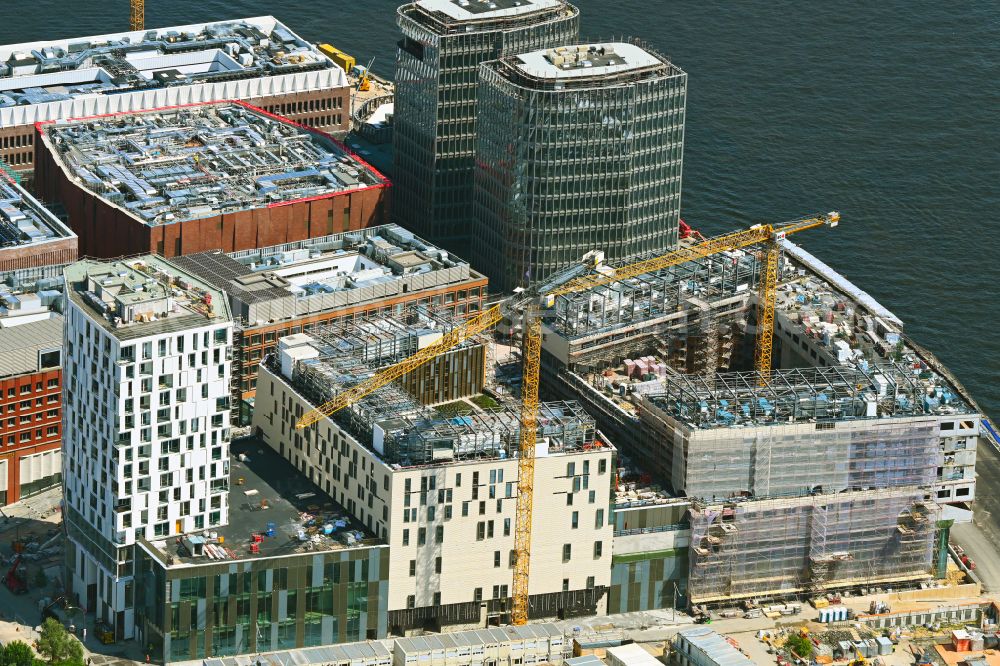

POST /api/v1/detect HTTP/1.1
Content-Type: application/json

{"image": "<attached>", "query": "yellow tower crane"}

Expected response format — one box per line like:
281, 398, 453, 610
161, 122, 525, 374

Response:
295, 211, 840, 624
130, 0, 144, 31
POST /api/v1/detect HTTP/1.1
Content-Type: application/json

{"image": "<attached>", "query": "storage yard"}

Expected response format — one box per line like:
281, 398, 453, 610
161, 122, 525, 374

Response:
34, 101, 389, 258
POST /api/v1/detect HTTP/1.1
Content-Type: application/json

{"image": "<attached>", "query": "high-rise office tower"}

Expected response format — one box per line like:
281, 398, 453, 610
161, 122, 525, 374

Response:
62, 256, 232, 638
473, 42, 687, 292
394, 0, 580, 255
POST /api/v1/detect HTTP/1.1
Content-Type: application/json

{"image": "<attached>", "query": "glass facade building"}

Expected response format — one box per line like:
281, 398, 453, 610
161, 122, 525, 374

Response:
393, 0, 580, 255
472, 42, 687, 292
134, 542, 389, 663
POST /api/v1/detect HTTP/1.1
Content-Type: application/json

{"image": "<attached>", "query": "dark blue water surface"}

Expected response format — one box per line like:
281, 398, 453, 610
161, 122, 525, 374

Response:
5, 1, 998, 416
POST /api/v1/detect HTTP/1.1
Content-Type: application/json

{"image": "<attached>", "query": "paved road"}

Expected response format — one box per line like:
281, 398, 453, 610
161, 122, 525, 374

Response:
951, 435, 1000, 593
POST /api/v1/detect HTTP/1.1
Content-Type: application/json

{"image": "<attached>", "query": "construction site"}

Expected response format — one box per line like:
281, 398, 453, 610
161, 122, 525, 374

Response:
252, 306, 616, 629
34, 101, 389, 258
641, 366, 952, 501
282, 308, 595, 467
687, 488, 939, 604
170, 224, 487, 420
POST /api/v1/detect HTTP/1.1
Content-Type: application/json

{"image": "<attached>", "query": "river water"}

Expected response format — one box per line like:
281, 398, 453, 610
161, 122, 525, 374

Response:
4, 0, 997, 415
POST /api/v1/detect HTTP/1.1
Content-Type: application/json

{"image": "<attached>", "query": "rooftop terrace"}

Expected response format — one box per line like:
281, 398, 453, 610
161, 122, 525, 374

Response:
142, 437, 378, 568
39, 101, 386, 227
0, 173, 75, 251
171, 225, 480, 327
0, 17, 333, 109
64, 255, 231, 339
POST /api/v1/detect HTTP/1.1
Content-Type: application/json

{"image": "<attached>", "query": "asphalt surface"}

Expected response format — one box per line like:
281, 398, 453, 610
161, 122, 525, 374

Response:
951, 438, 1000, 593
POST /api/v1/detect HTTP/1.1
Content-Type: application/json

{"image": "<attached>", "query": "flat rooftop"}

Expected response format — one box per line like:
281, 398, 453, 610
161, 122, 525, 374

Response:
675, 627, 755, 666
171, 224, 481, 327
39, 101, 387, 227
416, 0, 561, 20
0, 173, 75, 251
0, 267, 68, 382
64, 255, 231, 340
495, 41, 683, 89
144, 437, 378, 567
646, 365, 972, 431
517, 42, 664, 78
402, 0, 574, 34
276, 313, 602, 468
0, 315, 62, 379
0, 17, 333, 109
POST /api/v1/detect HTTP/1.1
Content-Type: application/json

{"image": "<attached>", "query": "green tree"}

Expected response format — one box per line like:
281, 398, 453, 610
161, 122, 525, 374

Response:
786, 633, 813, 659
35, 618, 84, 666
0, 640, 37, 666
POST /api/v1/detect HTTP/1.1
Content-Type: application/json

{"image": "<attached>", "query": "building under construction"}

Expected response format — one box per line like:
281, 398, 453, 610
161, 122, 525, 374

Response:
641, 366, 953, 500
253, 310, 616, 630
34, 101, 389, 258
170, 224, 486, 422
534, 237, 984, 607
0, 16, 350, 173
541, 249, 756, 378
687, 488, 938, 604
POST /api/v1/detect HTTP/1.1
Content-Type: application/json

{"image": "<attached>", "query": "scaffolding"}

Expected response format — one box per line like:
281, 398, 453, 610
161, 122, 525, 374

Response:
648, 365, 967, 428
544, 251, 756, 374
285, 310, 597, 467
687, 489, 937, 604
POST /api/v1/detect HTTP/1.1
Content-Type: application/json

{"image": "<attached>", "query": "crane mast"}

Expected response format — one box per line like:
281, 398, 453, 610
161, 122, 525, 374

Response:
130, 0, 144, 31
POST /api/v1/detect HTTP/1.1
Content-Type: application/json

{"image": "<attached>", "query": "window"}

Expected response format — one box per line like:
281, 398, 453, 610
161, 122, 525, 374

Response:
477, 522, 485, 541
402, 529, 409, 546
435, 525, 444, 543
595, 509, 605, 529
487, 520, 494, 538
598, 459, 607, 474
566, 462, 575, 477
562, 579, 569, 592
571, 511, 579, 529
566, 493, 573, 506
586, 576, 595, 589
462, 502, 469, 517
409, 560, 416, 576
434, 557, 442, 574
418, 528, 426, 546
503, 518, 511, 536
494, 551, 501, 568
473, 588, 483, 603
593, 541, 603, 558
406, 595, 415, 609
562, 544, 571, 562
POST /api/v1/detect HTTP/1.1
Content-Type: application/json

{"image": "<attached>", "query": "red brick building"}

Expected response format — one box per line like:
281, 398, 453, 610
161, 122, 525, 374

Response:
34, 101, 390, 259
1, 17, 351, 174
0, 316, 63, 505
0, 170, 77, 272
